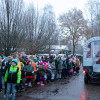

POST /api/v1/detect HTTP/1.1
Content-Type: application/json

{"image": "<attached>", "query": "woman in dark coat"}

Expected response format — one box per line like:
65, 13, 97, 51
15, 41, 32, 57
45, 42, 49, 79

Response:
0, 61, 2, 92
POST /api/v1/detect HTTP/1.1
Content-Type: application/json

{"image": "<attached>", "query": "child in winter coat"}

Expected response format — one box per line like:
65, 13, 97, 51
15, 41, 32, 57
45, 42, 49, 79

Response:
16, 58, 25, 92
32, 62, 38, 84
4, 59, 21, 100
62, 59, 67, 78
39, 62, 46, 86
47, 64, 52, 82
44, 62, 51, 83
56, 57, 63, 79
24, 60, 34, 87
68, 58, 73, 75
51, 62, 56, 80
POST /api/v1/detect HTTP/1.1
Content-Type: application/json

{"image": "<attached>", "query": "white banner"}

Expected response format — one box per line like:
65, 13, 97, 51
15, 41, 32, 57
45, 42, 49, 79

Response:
94, 41, 100, 64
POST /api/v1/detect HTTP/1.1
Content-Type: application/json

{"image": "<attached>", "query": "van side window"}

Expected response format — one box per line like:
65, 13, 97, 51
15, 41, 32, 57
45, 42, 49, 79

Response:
86, 43, 91, 58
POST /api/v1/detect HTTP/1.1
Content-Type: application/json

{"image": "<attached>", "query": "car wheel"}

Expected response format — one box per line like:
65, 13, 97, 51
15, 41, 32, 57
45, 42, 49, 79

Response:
84, 74, 88, 84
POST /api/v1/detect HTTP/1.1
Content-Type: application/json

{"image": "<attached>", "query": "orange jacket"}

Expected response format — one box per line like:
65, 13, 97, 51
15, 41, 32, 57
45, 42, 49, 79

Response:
32, 63, 37, 72
18, 61, 22, 72
76, 59, 79, 67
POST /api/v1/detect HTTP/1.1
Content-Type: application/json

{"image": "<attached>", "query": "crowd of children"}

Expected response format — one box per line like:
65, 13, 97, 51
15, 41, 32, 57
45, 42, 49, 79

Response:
0, 54, 80, 100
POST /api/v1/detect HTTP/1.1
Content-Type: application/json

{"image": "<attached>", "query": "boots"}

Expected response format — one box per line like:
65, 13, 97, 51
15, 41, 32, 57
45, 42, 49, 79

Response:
59, 74, 61, 79
29, 81, 32, 87
44, 80, 47, 84
57, 74, 59, 79
40, 81, 44, 86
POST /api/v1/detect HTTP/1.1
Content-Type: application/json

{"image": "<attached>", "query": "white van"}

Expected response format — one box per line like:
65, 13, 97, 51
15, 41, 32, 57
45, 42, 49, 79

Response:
83, 37, 100, 83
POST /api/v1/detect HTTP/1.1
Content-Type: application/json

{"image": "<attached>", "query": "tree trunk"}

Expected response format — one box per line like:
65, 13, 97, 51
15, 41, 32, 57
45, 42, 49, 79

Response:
6, 0, 10, 56
49, 32, 51, 56
73, 35, 75, 55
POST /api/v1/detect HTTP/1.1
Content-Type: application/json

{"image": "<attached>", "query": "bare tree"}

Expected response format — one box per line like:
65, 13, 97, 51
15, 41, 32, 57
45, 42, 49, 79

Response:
0, 0, 24, 56
42, 5, 56, 55
59, 8, 88, 55
86, 0, 100, 37
21, 4, 57, 54
0, 1, 57, 56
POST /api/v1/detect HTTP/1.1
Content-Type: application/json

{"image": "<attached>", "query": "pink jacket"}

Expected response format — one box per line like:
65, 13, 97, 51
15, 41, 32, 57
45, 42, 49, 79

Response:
44, 64, 49, 71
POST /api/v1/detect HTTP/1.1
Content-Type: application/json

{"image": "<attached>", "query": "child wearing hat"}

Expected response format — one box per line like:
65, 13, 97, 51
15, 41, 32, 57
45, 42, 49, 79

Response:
4, 59, 21, 100
39, 62, 46, 86
24, 60, 34, 87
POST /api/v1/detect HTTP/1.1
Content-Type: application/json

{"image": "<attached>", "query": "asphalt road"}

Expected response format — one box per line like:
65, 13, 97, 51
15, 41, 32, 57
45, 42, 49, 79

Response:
1, 67, 100, 100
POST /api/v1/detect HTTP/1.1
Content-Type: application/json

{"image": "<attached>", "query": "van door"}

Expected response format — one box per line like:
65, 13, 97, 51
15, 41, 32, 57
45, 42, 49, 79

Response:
93, 41, 100, 72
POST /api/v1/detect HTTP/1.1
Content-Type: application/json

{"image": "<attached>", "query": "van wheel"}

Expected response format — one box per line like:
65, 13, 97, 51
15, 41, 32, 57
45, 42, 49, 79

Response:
84, 74, 88, 84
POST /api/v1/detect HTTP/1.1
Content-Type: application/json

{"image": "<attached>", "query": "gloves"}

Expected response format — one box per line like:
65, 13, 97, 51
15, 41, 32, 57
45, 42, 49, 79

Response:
32, 71, 34, 74
16, 83, 20, 92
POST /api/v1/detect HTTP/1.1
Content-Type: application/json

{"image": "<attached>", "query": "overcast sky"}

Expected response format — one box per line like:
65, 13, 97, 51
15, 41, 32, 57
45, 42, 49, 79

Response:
24, 0, 88, 18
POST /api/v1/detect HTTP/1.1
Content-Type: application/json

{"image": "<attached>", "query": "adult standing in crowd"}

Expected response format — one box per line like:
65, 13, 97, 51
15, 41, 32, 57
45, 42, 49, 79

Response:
76, 57, 80, 73
56, 57, 63, 79
0, 58, 2, 92
4, 58, 12, 95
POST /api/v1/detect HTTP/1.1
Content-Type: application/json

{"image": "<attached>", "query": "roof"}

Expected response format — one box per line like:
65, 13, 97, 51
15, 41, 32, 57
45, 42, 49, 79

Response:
50, 45, 69, 50
84, 37, 100, 51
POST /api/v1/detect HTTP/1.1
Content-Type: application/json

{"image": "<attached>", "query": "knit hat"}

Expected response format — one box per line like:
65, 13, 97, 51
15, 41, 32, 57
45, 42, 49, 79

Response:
48, 65, 52, 69
40, 62, 43, 65
12, 59, 18, 65
52, 62, 55, 65
37, 62, 40, 65
27, 60, 31, 65
44, 62, 47, 65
